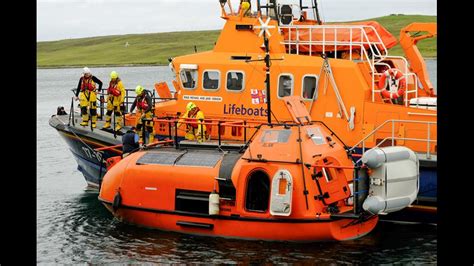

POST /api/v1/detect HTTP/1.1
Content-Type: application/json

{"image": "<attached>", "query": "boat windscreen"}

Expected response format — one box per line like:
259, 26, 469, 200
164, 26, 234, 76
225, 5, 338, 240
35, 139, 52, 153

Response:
136, 150, 223, 168
136, 151, 186, 165
260, 129, 292, 143
306, 127, 326, 145
175, 152, 223, 167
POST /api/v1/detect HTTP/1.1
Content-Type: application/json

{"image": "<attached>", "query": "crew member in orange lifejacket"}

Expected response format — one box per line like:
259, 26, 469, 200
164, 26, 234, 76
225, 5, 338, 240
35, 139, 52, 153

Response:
177, 102, 207, 143
102, 71, 126, 131
75, 67, 103, 127
130, 85, 155, 144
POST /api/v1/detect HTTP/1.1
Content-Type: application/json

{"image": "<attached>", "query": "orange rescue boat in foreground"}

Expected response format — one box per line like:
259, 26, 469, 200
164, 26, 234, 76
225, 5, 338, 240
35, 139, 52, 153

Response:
97, 0, 427, 241
99, 94, 419, 241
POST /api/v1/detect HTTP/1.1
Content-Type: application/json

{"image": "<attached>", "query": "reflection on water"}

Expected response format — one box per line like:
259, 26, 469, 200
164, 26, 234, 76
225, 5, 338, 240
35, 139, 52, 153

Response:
38, 63, 437, 264
38, 191, 436, 264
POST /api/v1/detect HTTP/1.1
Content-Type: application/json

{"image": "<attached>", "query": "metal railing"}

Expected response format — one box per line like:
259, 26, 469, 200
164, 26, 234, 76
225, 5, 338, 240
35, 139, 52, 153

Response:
279, 24, 424, 106
151, 117, 264, 149
280, 24, 387, 60
349, 119, 437, 160
70, 88, 177, 131
373, 56, 419, 107
96, 88, 176, 124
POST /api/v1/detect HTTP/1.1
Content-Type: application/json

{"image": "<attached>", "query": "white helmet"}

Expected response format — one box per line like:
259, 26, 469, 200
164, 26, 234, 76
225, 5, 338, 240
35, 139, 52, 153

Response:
83, 67, 91, 75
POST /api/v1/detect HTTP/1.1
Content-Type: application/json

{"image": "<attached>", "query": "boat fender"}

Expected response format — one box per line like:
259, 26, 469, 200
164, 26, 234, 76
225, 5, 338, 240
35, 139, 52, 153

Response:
112, 190, 122, 212
362, 147, 411, 168
209, 189, 220, 216
362, 195, 412, 215
361, 146, 418, 214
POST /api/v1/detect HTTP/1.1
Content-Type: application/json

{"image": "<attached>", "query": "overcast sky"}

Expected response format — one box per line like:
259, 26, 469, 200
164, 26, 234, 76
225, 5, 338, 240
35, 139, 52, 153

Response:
37, 0, 436, 42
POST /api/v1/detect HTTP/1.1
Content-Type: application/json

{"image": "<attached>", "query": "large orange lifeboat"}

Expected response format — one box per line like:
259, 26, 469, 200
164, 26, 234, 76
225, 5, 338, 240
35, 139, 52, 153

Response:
98, 96, 419, 241
48, 0, 437, 224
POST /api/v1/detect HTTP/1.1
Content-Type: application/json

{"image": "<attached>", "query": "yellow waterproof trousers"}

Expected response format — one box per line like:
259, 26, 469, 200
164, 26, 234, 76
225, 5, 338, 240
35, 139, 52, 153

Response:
136, 111, 155, 144
79, 90, 97, 127
103, 96, 123, 130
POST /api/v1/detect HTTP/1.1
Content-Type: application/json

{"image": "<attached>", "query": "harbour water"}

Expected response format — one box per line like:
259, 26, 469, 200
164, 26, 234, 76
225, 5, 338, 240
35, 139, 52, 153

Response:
37, 60, 437, 264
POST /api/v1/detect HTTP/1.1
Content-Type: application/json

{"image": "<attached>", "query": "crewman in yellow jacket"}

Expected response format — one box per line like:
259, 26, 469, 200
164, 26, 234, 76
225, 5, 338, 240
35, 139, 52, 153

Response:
239, 0, 251, 18
178, 102, 206, 142
102, 71, 126, 131
75, 67, 103, 128
130, 85, 155, 144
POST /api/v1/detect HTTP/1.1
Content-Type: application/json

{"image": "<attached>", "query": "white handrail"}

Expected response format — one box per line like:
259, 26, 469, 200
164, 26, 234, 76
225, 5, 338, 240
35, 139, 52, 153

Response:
279, 24, 433, 106
349, 119, 437, 159
280, 24, 388, 97
374, 55, 419, 106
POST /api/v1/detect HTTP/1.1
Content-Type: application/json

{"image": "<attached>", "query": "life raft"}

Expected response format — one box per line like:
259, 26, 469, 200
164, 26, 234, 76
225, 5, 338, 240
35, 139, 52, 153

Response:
378, 69, 406, 99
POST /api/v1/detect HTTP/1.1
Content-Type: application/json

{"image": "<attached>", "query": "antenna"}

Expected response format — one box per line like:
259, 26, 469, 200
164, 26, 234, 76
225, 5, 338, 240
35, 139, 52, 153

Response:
264, 32, 271, 125
254, 17, 276, 125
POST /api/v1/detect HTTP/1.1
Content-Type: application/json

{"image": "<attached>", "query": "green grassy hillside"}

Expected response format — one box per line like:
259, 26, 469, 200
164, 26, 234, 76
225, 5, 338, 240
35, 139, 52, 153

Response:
363, 14, 436, 58
37, 14, 436, 67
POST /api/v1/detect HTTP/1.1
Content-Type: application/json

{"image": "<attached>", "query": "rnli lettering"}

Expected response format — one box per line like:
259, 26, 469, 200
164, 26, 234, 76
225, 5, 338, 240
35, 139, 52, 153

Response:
183, 95, 222, 102
223, 104, 268, 117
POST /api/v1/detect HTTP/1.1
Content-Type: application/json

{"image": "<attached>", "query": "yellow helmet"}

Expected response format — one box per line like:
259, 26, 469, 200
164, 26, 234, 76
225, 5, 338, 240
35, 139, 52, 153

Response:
241, 1, 250, 10
135, 85, 144, 95
186, 102, 196, 112
110, 71, 118, 79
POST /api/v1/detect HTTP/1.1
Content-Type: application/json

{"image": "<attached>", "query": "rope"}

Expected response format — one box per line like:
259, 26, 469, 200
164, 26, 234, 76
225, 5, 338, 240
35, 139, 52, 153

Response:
56, 115, 98, 152
320, 56, 353, 129
323, 57, 349, 120
348, 106, 355, 131
309, 62, 326, 113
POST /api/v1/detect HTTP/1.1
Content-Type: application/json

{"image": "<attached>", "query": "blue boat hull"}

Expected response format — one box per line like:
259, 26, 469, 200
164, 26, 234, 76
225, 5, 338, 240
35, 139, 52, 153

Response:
57, 128, 119, 188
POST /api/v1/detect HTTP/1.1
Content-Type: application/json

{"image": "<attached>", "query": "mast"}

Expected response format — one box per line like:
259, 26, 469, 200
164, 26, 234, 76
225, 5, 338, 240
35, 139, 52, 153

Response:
264, 32, 272, 124
254, 15, 276, 124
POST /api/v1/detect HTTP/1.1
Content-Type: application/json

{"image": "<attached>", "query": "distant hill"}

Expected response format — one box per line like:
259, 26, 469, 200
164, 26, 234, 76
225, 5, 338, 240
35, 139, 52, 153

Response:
37, 14, 436, 68
358, 14, 436, 58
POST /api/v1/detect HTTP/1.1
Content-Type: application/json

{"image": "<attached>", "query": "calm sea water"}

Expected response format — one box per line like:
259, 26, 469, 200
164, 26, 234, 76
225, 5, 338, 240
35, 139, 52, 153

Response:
37, 60, 437, 264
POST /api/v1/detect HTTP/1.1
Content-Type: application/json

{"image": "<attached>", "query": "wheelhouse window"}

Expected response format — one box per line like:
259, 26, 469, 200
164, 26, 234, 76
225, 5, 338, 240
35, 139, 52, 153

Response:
226, 71, 244, 91
180, 68, 198, 89
302, 75, 318, 100
306, 127, 326, 145
278, 74, 293, 97
260, 129, 292, 143
245, 170, 270, 212
203, 70, 220, 90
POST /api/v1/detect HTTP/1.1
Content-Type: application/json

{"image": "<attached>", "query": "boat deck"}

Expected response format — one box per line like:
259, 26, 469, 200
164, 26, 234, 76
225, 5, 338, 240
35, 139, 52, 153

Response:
49, 112, 125, 145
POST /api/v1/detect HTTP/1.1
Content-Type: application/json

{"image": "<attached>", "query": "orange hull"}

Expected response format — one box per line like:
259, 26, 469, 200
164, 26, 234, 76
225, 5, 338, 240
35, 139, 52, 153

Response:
99, 120, 381, 242
100, 200, 378, 241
